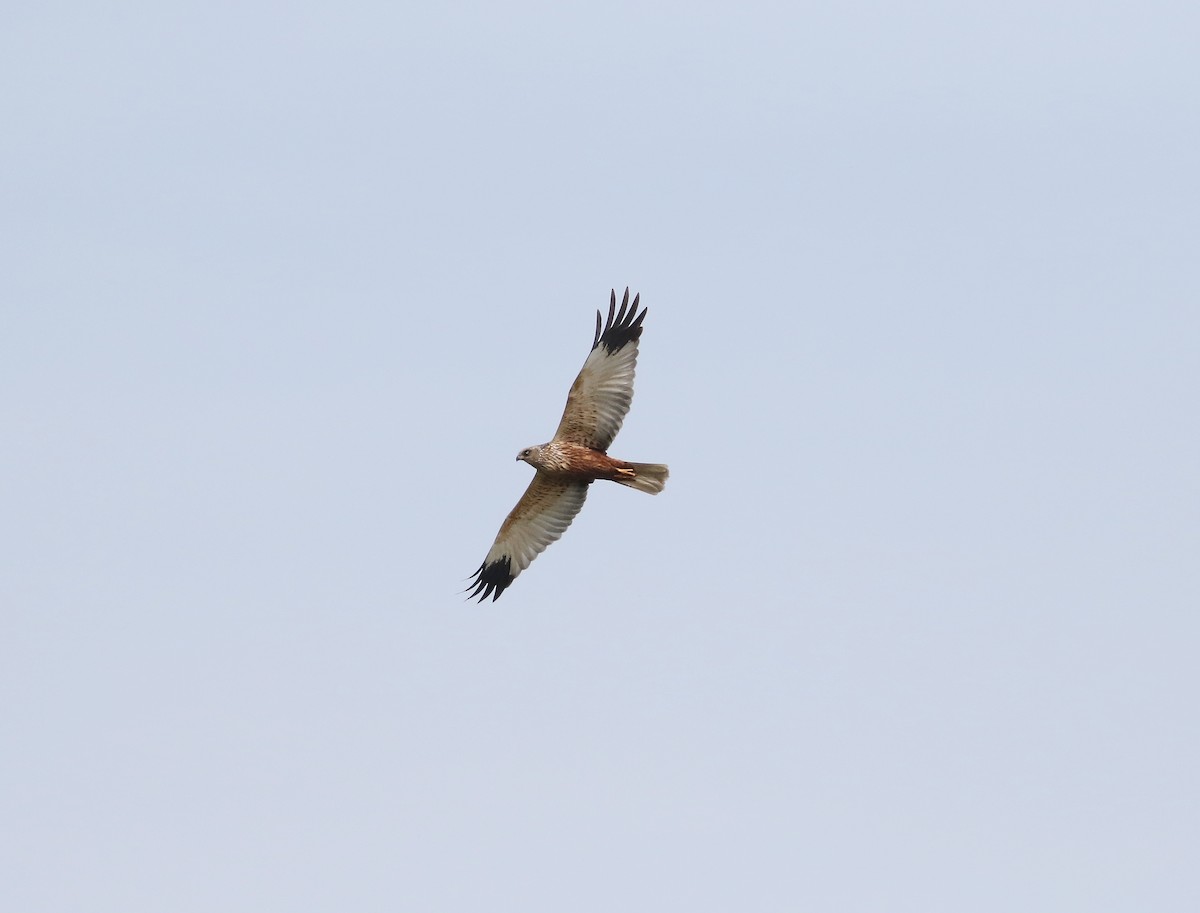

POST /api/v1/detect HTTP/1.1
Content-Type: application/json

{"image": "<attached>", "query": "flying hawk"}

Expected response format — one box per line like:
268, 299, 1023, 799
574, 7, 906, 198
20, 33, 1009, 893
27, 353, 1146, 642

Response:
467, 289, 668, 601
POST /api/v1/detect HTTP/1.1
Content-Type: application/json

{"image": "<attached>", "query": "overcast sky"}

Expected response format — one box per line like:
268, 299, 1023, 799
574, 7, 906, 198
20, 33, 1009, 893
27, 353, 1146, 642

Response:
2, 3, 1197, 911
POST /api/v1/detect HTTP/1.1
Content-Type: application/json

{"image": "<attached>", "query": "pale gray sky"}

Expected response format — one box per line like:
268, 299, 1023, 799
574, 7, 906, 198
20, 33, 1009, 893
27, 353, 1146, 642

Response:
2, 3, 1198, 911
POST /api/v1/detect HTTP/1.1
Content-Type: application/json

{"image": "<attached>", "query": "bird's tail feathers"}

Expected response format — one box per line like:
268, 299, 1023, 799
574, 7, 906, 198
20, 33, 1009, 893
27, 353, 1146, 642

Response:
616, 462, 669, 494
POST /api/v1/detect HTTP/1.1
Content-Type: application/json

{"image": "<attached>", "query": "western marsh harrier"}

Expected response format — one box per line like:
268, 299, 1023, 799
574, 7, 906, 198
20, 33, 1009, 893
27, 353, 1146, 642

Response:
467, 289, 668, 601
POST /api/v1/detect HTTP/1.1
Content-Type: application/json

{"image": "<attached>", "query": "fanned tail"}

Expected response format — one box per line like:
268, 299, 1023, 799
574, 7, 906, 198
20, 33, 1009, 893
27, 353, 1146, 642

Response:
615, 462, 669, 495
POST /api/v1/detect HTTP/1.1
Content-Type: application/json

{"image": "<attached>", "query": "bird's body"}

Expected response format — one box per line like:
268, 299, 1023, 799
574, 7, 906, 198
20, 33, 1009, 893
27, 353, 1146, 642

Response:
467, 289, 668, 602
518, 441, 657, 486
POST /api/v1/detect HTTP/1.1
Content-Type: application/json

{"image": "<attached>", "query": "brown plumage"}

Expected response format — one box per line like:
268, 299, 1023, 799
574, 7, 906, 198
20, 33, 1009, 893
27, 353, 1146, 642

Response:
467, 289, 669, 602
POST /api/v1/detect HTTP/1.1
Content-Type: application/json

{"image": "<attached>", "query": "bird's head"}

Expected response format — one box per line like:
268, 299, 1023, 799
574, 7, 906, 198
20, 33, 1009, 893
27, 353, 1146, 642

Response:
516, 445, 541, 465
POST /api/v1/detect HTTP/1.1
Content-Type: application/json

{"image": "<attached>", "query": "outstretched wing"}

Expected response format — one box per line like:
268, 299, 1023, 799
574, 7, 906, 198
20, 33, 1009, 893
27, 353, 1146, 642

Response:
467, 474, 590, 602
552, 288, 646, 451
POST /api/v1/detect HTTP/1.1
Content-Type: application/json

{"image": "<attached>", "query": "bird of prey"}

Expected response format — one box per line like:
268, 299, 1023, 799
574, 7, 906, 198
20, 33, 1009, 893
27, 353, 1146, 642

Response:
467, 289, 668, 601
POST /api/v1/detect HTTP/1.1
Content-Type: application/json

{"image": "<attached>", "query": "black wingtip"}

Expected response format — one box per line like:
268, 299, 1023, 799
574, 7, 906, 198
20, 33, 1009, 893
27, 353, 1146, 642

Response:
465, 557, 515, 603
593, 287, 646, 353
615, 287, 631, 327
